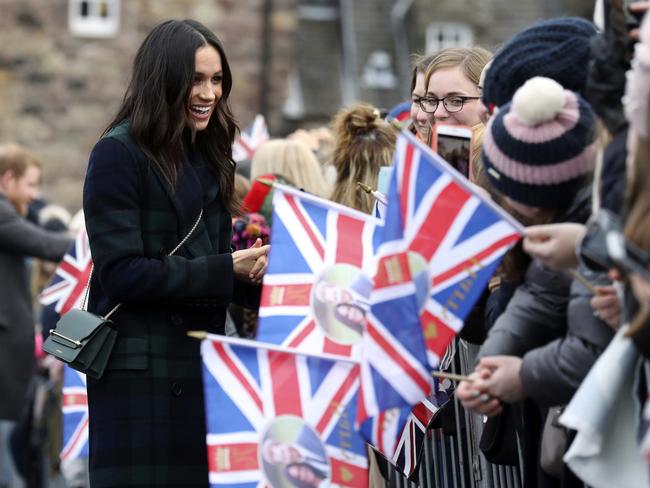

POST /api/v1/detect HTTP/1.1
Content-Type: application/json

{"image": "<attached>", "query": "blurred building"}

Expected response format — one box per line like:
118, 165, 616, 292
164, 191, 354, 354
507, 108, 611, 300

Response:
0, 0, 592, 208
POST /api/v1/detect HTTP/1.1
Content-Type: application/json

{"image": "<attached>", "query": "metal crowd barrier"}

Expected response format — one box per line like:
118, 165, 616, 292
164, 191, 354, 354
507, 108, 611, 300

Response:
384, 340, 523, 488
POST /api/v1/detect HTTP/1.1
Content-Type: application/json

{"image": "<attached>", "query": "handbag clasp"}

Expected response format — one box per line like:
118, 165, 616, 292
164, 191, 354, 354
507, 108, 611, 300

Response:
49, 329, 83, 348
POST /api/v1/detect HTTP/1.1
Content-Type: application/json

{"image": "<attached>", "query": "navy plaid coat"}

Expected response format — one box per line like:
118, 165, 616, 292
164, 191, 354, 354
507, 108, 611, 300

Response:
83, 123, 258, 487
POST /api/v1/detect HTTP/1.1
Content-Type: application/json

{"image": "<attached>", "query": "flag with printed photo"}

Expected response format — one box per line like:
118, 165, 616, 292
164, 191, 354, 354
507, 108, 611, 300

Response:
373, 130, 523, 367
232, 114, 270, 162
200, 335, 368, 487
358, 130, 522, 432
39, 228, 92, 314
256, 184, 380, 359
61, 366, 89, 461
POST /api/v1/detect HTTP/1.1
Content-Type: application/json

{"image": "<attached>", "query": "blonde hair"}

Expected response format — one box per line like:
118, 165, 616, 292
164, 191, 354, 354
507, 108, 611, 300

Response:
424, 47, 492, 88
0, 143, 41, 178
330, 103, 397, 214
624, 132, 650, 335
250, 139, 329, 197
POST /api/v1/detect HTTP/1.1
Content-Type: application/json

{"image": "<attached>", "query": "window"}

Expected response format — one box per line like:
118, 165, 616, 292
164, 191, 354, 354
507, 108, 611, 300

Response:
68, 0, 120, 38
361, 50, 397, 90
425, 22, 474, 52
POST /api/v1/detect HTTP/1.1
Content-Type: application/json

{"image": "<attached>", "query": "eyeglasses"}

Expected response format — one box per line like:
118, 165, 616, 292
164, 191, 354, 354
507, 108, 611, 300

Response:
416, 95, 481, 114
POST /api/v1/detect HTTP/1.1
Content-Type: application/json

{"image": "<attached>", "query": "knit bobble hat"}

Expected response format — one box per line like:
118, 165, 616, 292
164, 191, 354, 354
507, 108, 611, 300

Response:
483, 17, 597, 110
482, 77, 597, 209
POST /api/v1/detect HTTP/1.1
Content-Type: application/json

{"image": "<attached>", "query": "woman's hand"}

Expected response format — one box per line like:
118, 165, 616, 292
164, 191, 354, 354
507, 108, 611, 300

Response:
523, 223, 586, 270
457, 369, 503, 417
591, 285, 622, 331
475, 356, 525, 404
232, 238, 270, 284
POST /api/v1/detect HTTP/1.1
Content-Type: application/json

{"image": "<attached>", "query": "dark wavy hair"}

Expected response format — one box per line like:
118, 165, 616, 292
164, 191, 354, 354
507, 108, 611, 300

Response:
106, 19, 239, 213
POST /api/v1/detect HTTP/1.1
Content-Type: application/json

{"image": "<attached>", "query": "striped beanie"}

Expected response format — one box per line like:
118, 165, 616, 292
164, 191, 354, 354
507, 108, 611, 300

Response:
482, 77, 597, 209
483, 17, 597, 111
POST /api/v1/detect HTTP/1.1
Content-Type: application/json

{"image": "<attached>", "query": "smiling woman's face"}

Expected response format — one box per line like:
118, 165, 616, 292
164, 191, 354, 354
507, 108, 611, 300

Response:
425, 66, 482, 127
187, 44, 223, 132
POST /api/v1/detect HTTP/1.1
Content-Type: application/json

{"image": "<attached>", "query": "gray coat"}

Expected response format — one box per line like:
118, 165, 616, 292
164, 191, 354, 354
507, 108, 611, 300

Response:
519, 266, 614, 406
478, 188, 613, 406
479, 263, 614, 406
0, 194, 71, 420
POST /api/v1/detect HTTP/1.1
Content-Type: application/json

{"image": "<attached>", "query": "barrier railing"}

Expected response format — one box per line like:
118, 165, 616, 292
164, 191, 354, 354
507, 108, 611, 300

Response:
384, 339, 523, 488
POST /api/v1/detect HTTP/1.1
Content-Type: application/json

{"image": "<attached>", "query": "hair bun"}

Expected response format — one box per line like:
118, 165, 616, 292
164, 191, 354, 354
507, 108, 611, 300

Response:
343, 105, 381, 135
512, 77, 566, 126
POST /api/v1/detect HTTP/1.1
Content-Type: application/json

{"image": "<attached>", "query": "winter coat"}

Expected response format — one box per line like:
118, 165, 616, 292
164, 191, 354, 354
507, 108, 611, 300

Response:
0, 194, 70, 420
478, 186, 614, 406
478, 187, 592, 359
83, 122, 259, 487
519, 266, 615, 406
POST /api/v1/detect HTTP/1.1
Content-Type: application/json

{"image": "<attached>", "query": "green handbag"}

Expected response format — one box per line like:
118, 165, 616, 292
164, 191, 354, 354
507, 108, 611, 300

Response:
43, 209, 203, 379
43, 308, 117, 379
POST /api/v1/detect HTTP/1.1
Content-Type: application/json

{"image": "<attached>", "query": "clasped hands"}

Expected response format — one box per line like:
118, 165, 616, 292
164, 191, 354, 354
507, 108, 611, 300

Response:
456, 355, 525, 417
232, 238, 270, 285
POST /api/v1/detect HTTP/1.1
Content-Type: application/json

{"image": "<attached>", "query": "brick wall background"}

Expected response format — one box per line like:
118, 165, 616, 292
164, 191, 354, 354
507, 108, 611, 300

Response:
0, 0, 593, 211
0, 0, 297, 209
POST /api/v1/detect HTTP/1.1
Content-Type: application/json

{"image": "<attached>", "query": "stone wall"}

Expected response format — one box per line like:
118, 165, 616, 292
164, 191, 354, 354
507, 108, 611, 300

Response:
0, 0, 296, 210
0, 0, 596, 211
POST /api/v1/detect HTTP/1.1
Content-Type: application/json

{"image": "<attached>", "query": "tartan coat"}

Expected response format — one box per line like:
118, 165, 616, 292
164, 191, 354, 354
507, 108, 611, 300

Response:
83, 122, 259, 487
0, 195, 71, 421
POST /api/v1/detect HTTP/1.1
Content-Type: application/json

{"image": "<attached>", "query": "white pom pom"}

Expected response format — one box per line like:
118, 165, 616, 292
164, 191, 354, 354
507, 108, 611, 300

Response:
511, 77, 566, 126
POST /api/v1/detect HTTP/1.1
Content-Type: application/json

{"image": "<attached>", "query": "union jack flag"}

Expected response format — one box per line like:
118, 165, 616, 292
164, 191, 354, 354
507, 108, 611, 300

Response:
232, 114, 270, 162
392, 378, 453, 477
200, 335, 368, 487
39, 228, 92, 314
256, 184, 379, 359
358, 130, 522, 432
363, 378, 451, 475
61, 366, 89, 461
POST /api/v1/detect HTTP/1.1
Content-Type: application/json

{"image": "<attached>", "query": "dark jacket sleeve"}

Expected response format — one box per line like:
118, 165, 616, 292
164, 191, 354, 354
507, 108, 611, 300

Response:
519, 269, 615, 406
233, 278, 261, 309
458, 285, 489, 345
83, 137, 234, 305
478, 260, 572, 359
485, 279, 521, 332
0, 198, 71, 261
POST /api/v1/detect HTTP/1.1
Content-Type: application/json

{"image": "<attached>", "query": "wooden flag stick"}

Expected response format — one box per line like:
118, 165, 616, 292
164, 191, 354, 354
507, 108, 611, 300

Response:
187, 330, 208, 340
356, 181, 388, 205
432, 370, 473, 383
568, 269, 598, 295
356, 181, 374, 194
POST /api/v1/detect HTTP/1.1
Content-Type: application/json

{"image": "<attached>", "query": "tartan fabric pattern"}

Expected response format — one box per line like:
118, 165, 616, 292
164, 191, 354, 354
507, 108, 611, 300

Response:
82, 123, 255, 487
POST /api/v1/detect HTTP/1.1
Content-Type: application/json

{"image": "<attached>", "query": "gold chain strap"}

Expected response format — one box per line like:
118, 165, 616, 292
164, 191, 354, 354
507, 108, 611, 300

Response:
81, 209, 204, 320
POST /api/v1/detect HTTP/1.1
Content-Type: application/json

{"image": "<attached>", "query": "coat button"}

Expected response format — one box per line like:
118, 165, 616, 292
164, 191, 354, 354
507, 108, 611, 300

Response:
170, 382, 183, 397
170, 314, 183, 326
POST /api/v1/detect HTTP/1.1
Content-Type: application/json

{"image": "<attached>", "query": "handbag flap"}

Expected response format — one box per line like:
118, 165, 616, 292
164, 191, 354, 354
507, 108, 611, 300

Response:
51, 309, 111, 345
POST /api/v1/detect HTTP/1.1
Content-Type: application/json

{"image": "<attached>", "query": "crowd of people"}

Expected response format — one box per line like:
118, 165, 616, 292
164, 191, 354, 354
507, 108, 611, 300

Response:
2, 2, 650, 487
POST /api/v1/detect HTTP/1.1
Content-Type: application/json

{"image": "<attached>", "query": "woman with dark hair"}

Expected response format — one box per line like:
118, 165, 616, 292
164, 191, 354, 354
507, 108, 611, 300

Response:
83, 19, 269, 486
